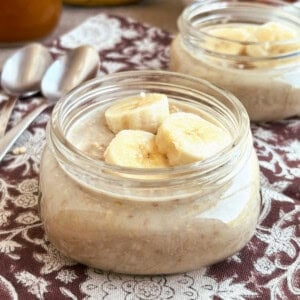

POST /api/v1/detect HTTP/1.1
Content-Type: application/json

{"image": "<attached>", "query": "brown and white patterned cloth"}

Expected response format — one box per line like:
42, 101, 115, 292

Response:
0, 14, 299, 300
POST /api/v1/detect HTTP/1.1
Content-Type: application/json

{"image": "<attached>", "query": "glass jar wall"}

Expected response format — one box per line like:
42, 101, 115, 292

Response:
39, 70, 261, 275
0, 0, 61, 44
170, 0, 300, 121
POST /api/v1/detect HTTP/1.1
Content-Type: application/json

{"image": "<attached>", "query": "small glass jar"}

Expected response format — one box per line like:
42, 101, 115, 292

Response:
170, 0, 300, 121
0, 0, 61, 44
39, 70, 260, 275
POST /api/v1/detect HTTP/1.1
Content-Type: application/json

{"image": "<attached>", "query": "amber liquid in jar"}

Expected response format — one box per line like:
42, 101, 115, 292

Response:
0, 0, 61, 43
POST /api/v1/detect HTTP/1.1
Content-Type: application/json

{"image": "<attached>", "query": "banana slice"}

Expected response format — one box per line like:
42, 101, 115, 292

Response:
254, 22, 296, 43
204, 22, 300, 58
252, 22, 299, 56
205, 27, 254, 55
105, 93, 170, 134
245, 44, 269, 57
104, 130, 169, 168
156, 112, 231, 166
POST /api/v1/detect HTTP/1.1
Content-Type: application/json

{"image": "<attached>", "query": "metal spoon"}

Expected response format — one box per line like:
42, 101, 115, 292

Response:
0, 45, 100, 161
0, 43, 53, 137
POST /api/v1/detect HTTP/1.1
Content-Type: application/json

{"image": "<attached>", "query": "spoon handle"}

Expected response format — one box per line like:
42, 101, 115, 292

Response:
0, 96, 17, 138
0, 100, 51, 161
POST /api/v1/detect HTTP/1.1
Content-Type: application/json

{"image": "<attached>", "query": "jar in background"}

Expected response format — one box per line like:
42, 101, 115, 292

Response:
170, 0, 300, 121
39, 70, 261, 275
0, 0, 61, 44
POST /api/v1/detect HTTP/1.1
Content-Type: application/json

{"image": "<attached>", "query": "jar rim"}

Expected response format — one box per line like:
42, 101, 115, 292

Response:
179, 0, 300, 61
48, 70, 250, 184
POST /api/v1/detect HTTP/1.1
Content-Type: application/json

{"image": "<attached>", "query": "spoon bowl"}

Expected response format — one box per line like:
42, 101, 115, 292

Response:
1, 43, 52, 96
42, 45, 100, 101
0, 43, 52, 137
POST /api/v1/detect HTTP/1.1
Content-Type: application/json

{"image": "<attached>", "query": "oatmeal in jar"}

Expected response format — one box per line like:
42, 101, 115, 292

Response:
39, 71, 261, 274
170, 0, 300, 121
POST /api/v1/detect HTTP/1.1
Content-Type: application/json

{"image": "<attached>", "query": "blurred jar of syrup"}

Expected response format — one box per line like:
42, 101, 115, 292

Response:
0, 0, 61, 44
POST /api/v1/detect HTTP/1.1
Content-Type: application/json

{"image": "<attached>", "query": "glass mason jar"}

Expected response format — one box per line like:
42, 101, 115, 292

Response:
63, 0, 141, 5
170, 0, 300, 121
39, 70, 261, 275
0, 0, 61, 44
